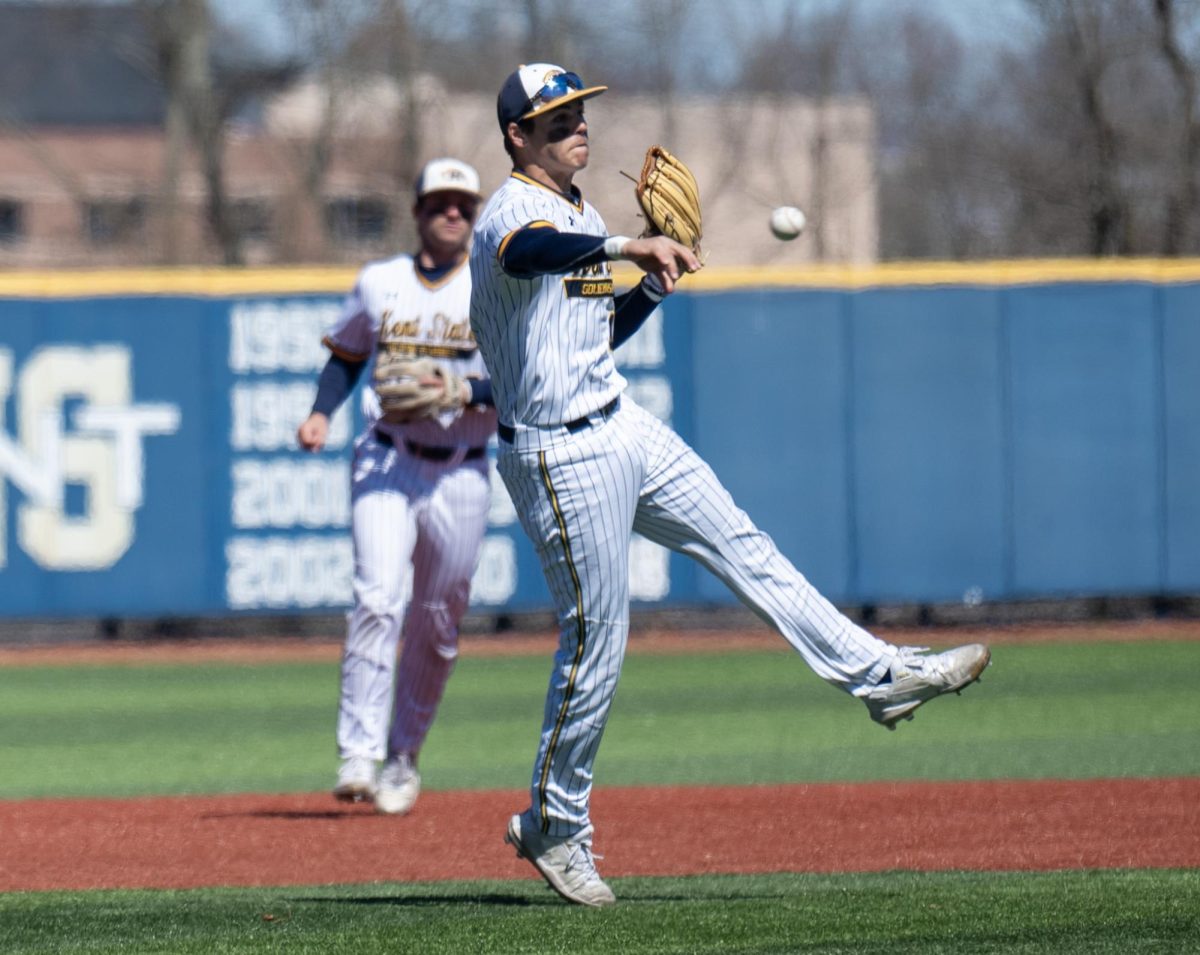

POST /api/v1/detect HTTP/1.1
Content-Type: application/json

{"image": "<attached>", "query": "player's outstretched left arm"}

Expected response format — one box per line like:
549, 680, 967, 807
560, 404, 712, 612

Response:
498, 225, 699, 347
613, 235, 701, 294
501, 226, 699, 291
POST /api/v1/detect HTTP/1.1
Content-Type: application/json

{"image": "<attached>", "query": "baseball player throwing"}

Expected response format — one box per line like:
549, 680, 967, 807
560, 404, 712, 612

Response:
469, 64, 991, 906
298, 158, 497, 815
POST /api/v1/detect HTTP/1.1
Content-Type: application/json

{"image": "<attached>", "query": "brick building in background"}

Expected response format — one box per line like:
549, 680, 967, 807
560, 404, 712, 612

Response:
0, 5, 878, 269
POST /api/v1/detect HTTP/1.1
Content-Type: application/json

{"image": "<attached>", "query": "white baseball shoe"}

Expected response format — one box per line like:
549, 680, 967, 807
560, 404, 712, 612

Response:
332, 755, 377, 803
864, 643, 991, 730
505, 813, 616, 908
375, 753, 421, 815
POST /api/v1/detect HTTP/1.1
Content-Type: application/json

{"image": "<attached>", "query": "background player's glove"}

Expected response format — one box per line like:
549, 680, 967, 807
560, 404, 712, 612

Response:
373, 355, 466, 424
635, 145, 703, 254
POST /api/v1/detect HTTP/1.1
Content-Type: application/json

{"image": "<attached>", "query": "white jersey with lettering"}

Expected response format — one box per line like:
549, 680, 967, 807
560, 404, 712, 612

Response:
469, 172, 624, 434
324, 254, 496, 450
470, 170, 900, 841
323, 253, 496, 766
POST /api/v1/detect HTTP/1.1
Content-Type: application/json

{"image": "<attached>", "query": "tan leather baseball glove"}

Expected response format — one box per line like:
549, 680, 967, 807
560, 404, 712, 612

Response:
635, 145, 703, 254
373, 355, 466, 424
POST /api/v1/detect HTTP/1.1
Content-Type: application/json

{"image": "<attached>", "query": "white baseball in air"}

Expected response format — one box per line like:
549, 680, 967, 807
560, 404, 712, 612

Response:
769, 205, 806, 241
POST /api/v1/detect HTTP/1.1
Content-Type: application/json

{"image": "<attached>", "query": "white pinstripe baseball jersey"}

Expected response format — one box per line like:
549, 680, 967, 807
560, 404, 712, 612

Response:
469, 172, 625, 430
322, 250, 496, 782
468, 170, 899, 844
325, 253, 497, 447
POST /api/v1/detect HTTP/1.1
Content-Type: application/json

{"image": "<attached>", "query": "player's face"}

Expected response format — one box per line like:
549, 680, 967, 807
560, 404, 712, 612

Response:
415, 191, 478, 253
528, 101, 590, 175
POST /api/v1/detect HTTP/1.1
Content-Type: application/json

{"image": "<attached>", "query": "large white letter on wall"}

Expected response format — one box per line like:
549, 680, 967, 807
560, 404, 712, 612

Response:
19, 347, 133, 569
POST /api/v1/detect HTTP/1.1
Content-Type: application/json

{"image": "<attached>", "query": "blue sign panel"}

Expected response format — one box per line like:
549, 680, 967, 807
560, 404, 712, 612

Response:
3, 266, 1200, 619
0, 298, 205, 614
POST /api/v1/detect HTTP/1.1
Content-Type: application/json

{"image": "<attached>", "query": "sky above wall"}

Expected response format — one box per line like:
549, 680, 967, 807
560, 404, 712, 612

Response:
206, 0, 1037, 62
0, 0, 1036, 62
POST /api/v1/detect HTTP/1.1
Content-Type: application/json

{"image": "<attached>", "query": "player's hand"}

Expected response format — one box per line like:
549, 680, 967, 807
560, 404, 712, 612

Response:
622, 235, 701, 294
297, 413, 329, 452
431, 372, 472, 410
416, 370, 470, 406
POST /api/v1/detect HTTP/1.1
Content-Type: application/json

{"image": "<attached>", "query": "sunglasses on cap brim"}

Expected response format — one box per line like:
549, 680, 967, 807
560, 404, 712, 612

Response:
530, 71, 584, 110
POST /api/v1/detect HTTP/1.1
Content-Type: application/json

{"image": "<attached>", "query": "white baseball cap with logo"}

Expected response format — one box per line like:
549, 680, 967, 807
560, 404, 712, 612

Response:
414, 158, 482, 199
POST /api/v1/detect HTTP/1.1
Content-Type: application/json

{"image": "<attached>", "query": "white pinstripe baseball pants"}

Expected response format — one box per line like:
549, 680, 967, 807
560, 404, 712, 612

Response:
499, 398, 897, 837
337, 431, 492, 762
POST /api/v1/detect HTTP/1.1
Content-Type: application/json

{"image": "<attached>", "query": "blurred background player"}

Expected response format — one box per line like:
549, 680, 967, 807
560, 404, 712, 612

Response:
297, 158, 496, 814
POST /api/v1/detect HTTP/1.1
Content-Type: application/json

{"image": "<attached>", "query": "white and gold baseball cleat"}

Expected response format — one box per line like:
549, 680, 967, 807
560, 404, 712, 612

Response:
865, 643, 991, 730
332, 755, 378, 803
505, 813, 616, 907
375, 753, 421, 815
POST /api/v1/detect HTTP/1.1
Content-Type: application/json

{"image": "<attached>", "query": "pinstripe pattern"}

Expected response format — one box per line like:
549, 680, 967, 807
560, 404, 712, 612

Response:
533, 451, 589, 831
338, 430, 492, 761
470, 174, 624, 432
330, 253, 496, 766
496, 412, 638, 836
494, 396, 897, 838
471, 168, 899, 841
626, 401, 889, 679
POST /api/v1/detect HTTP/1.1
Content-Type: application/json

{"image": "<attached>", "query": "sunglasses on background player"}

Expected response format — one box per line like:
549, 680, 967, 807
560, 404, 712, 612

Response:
531, 71, 584, 109
420, 196, 478, 218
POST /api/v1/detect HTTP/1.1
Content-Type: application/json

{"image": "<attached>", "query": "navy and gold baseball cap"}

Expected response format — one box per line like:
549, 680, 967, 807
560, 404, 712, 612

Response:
496, 63, 608, 131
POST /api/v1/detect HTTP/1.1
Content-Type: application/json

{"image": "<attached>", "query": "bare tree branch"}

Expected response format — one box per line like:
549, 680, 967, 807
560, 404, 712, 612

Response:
144, 0, 242, 264
1153, 0, 1200, 252
1069, 2, 1126, 253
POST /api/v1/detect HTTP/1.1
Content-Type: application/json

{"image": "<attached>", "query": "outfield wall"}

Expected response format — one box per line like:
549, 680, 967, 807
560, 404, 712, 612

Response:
1, 261, 1198, 618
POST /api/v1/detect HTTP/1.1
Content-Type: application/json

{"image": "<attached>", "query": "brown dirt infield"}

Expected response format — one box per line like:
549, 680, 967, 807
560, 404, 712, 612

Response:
2, 621, 1198, 893
2, 617, 1197, 668
3, 778, 1198, 892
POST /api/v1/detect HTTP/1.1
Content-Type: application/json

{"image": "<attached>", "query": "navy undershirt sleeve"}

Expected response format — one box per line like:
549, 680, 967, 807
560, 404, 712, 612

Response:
502, 228, 608, 277
611, 284, 662, 349
467, 378, 494, 406
311, 353, 366, 416
502, 226, 664, 347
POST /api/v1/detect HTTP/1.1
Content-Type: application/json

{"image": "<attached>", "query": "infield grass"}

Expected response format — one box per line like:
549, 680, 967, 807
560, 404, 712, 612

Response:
1, 637, 1197, 953
1, 640, 1198, 799
1, 869, 1197, 954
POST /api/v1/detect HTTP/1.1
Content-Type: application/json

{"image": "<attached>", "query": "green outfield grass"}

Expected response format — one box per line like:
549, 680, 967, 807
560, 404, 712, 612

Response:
1, 639, 1198, 799
1, 870, 1197, 954
1, 637, 1197, 954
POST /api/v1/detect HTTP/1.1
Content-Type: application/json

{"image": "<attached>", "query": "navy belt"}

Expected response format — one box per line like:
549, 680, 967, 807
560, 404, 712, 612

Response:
497, 397, 619, 444
375, 430, 486, 462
